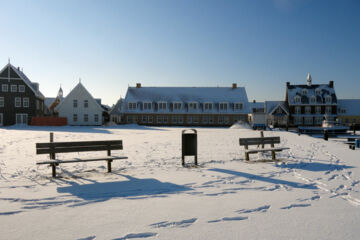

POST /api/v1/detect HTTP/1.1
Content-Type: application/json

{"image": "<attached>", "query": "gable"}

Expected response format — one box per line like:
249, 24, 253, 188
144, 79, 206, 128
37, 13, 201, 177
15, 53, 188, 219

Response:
10, 67, 21, 79
0, 66, 9, 78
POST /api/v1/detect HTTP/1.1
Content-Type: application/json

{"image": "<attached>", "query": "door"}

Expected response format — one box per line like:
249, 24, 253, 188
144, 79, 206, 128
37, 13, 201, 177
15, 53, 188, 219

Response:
0, 113, 3, 126
16, 114, 28, 125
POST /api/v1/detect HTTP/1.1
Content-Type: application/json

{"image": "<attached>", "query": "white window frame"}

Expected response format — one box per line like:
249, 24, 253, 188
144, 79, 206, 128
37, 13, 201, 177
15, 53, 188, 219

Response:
310, 96, 316, 103
209, 116, 214, 124
304, 117, 313, 125
143, 102, 152, 110
315, 106, 321, 114
2, 84, 8, 92
186, 116, 192, 124
0, 97, 4, 107
202, 116, 208, 124
315, 88, 321, 95
15, 97, 21, 108
23, 98, 29, 108
16, 113, 28, 125
11, 85, 17, 92
157, 116, 163, 124
172, 116, 177, 124
224, 116, 230, 124
204, 102, 213, 111
294, 117, 303, 125
325, 106, 332, 114
218, 116, 223, 124
178, 116, 183, 124
73, 99, 78, 108
163, 115, 168, 123
193, 116, 199, 124
158, 102, 167, 111
19, 85, 25, 93
325, 96, 332, 103
295, 106, 301, 114
173, 102, 182, 111
219, 102, 228, 111
302, 89, 307, 95
148, 115, 153, 123
188, 102, 198, 110
294, 96, 301, 103
73, 114, 78, 122
94, 114, 99, 122
314, 117, 322, 125
128, 102, 137, 110
84, 100, 89, 108
234, 102, 243, 111
142, 115, 147, 123
84, 114, 89, 122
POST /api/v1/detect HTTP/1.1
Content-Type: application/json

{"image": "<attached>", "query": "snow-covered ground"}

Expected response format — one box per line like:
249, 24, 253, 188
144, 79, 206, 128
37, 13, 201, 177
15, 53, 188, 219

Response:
0, 125, 360, 240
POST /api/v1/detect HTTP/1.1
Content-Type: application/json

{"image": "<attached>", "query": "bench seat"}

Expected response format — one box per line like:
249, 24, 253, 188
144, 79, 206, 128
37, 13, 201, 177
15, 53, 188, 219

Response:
245, 147, 290, 154
36, 156, 128, 165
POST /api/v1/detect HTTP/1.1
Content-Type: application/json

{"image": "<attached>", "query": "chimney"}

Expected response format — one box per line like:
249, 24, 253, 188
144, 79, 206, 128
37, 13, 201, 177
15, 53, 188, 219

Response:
136, 83, 141, 88
17, 66, 20, 71
329, 81, 334, 88
286, 82, 290, 87
32, 82, 39, 92
232, 83, 237, 89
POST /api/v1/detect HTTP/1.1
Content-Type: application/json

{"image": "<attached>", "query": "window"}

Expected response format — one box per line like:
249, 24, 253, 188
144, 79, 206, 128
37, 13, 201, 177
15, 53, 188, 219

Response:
204, 103, 213, 111
218, 116, 223, 124
186, 116, 192, 124
294, 96, 301, 103
143, 102, 152, 110
305, 106, 311, 114
276, 108, 282, 114
172, 116, 177, 124
202, 116, 208, 124
148, 115, 153, 123
157, 116, 163, 124
73, 99, 78, 108
295, 106, 301, 114
294, 117, 303, 125
15, 97, 21, 107
19, 85, 25, 92
127, 116, 132, 123
84, 114, 88, 122
2, 84, 8, 92
84, 100, 88, 108
326, 106, 332, 114
23, 98, 29, 108
302, 89, 307, 95
315, 106, 321, 114
315, 117, 322, 125
0, 97, 4, 107
173, 102, 182, 110
188, 102, 197, 110
163, 115, 168, 123
11, 85, 17, 92
16, 114, 28, 124
315, 88, 321, 95
128, 102, 137, 110
310, 96, 316, 103
142, 115, 147, 123
73, 114, 78, 122
219, 103, 228, 111
178, 116, 183, 124
158, 102, 167, 110
193, 116, 199, 124
94, 114, 99, 122
234, 103, 243, 110
325, 96, 332, 103
209, 116, 214, 124
224, 116, 230, 124
304, 117, 313, 125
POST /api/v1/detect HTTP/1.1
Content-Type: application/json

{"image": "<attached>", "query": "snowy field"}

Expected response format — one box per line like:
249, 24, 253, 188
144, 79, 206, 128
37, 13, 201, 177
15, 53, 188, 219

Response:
0, 125, 360, 240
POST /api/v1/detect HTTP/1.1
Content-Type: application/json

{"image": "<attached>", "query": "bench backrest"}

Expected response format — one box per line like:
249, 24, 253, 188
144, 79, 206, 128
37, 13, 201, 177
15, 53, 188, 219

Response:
239, 137, 280, 146
36, 140, 123, 155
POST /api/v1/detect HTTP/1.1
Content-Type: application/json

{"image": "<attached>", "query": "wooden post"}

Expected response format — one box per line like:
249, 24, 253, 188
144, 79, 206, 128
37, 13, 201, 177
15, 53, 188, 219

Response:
51, 163, 56, 177
182, 156, 185, 166
260, 131, 264, 149
245, 145, 249, 161
194, 156, 198, 166
50, 132, 55, 160
107, 160, 112, 172
271, 143, 275, 160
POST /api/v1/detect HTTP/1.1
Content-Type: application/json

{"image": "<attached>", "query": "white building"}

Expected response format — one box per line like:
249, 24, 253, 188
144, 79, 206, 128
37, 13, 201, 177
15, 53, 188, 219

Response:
55, 82, 104, 126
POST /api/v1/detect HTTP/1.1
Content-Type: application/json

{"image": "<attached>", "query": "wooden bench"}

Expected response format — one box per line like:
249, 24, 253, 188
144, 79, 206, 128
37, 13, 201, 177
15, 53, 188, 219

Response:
239, 136, 289, 161
36, 140, 128, 177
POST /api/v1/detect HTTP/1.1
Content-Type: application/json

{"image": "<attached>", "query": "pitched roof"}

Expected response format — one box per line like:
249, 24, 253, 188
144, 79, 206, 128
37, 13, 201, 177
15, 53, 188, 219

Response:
265, 101, 289, 115
338, 99, 360, 116
0, 63, 45, 98
287, 83, 337, 105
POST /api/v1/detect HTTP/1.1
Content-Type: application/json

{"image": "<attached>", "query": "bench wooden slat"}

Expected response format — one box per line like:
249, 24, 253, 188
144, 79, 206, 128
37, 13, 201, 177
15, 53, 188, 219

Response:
36, 140, 123, 148
245, 147, 290, 154
36, 156, 128, 165
240, 137, 280, 146
36, 144, 123, 154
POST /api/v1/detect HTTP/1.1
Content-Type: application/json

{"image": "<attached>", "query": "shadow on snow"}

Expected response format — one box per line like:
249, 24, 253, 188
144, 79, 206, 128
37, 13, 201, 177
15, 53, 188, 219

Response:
276, 162, 354, 172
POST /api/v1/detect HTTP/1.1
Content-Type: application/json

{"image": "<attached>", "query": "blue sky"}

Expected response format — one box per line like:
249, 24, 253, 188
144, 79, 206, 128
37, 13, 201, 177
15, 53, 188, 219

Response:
1, 0, 359, 105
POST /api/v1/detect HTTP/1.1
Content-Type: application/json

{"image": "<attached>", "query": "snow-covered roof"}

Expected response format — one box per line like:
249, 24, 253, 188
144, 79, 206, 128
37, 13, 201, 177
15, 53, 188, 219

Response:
0, 63, 45, 99
249, 102, 265, 113
110, 98, 124, 115
287, 83, 337, 105
265, 101, 289, 115
123, 86, 250, 114
338, 99, 360, 116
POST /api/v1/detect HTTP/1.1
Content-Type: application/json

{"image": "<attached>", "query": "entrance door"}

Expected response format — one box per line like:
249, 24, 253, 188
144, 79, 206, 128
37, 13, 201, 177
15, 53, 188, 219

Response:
0, 113, 3, 126
16, 114, 28, 125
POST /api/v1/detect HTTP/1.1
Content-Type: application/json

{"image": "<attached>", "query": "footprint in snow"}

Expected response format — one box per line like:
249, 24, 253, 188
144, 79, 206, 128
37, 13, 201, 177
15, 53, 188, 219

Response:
77, 236, 96, 240
208, 216, 248, 223
150, 218, 197, 228
281, 203, 311, 210
113, 232, 157, 240
236, 205, 270, 214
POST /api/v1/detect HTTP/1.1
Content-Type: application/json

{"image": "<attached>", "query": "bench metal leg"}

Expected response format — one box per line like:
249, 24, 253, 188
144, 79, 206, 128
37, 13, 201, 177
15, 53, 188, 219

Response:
182, 156, 185, 166
271, 151, 276, 160
107, 160, 112, 173
245, 153, 249, 161
51, 164, 56, 177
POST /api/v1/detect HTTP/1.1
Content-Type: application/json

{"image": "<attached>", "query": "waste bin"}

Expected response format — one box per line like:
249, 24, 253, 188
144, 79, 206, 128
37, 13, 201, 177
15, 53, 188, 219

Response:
182, 129, 197, 166
323, 130, 328, 141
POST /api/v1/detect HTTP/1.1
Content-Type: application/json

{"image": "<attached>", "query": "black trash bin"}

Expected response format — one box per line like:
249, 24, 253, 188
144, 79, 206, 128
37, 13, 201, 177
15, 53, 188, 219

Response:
182, 129, 198, 166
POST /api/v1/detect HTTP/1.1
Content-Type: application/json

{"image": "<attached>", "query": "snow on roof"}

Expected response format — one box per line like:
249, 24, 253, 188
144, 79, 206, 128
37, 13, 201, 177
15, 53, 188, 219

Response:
265, 101, 289, 114
45, 98, 56, 108
287, 83, 337, 105
110, 98, 124, 115
338, 99, 360, 116
249, 102, 265, 113
124, 86, 250, 113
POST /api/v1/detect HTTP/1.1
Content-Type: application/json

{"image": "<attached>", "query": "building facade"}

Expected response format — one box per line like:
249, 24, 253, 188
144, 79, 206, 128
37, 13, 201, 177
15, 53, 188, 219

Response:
265, 101, 289, 128
55, 82, 104, 126
0, 63, 45, 126
286, 74, 338, 127
121, 83, 250, 126
337, 99, 360, 127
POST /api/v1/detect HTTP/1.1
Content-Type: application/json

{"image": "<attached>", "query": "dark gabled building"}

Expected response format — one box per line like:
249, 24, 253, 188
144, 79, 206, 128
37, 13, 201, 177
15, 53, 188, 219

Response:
0, 62, 45, 126
285, 73, 338, 127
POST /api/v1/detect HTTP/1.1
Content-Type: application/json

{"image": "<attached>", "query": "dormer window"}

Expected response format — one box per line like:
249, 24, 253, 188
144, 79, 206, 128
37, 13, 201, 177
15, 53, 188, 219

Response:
219, 102, 228, 111
204, 102, 213, 111
128, 102, 137, 110
325, 96, 332, 103
310, 96, 316, 103
302, 89, 308, 95
158, 102, 167, 110
143, 102, 152, 110
188, 102, 198, 110
173, 102, 182, 110
234, 102, 243, 110
315, 88, 321, 95
294, 96, 301, 103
